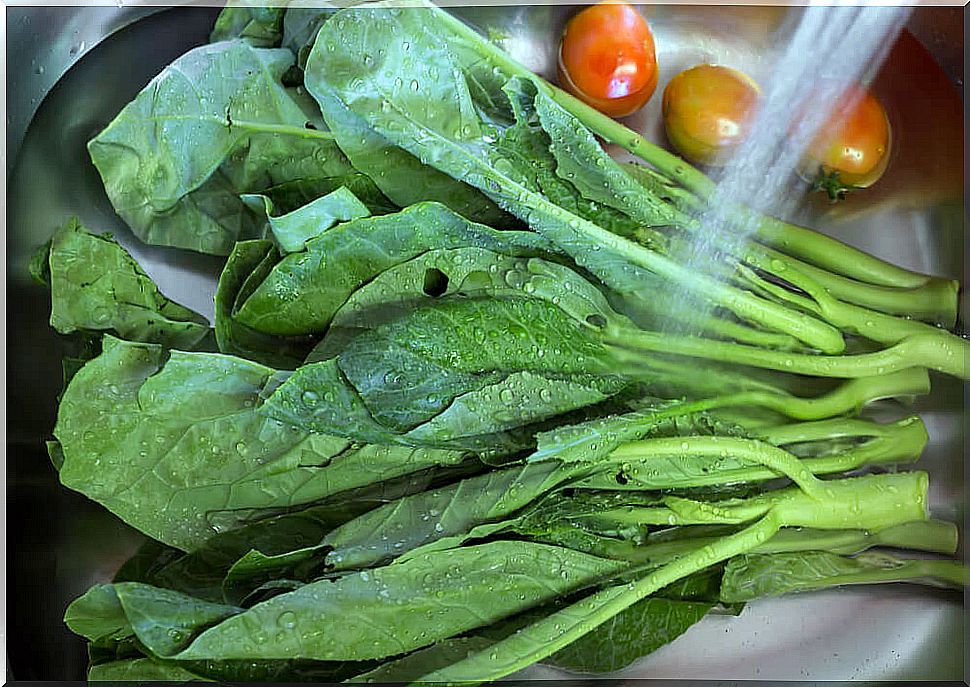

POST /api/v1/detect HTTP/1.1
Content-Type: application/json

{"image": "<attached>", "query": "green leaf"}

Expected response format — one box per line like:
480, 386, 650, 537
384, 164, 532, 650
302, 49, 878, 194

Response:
242, 185, 370, 253
114, 583, 242, 656
64, 585, 132, 644
89, 40, 355, 255
214, 240, 317, 368
234, 201, 555, 337
29, 238, 52, 285
89, 657, 211, 682
257, 172, 397, 216
348, 637, 495, 683
170, 541, 626, 662
544, 597, 712, 674
54, 337, 468, 551
211, 4, 286, 48
322, 460, 568, 570
535, 92, 683, 229
44, 218, 210, 349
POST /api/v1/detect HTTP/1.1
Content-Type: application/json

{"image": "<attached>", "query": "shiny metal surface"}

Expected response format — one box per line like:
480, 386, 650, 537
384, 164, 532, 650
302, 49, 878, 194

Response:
6, 4, 965, 681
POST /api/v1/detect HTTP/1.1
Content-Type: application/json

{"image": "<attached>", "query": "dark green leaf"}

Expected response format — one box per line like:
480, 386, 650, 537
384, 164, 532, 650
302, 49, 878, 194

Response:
214, 240, 317, 368
544, 596, 712, 674
170, 541, 626, 662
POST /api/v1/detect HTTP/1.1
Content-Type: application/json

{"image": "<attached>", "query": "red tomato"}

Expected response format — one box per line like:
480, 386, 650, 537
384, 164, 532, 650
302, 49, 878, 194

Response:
661, 64, 761, 167
802, 85, 891, 199
557, 1, 659, 118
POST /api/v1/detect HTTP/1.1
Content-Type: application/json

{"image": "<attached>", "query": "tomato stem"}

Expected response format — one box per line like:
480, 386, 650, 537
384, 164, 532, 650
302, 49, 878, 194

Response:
812, 167, 852, 202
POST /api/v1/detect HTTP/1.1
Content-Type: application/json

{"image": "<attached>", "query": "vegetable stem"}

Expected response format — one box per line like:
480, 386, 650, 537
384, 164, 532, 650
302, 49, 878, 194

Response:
414, 515, 783, 685
608, 436, 822, 494
608, 328, 969, 379
433, 3, 936, 291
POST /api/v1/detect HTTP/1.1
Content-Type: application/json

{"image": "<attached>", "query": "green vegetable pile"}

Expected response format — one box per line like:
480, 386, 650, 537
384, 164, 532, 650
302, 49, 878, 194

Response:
37, 1, 967, 682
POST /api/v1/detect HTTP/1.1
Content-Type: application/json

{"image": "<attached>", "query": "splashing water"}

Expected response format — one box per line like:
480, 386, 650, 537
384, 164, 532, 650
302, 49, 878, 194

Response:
662, 1, 913, 337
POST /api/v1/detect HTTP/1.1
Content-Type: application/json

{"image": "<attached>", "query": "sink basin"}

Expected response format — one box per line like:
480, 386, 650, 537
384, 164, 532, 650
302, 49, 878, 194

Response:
6, 3, 965, 681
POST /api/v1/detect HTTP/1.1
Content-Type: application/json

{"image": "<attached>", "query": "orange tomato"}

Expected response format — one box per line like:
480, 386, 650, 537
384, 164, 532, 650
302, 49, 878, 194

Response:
557, 1, 659, 118
802, 85, 891, 199
661, 64, 761, 167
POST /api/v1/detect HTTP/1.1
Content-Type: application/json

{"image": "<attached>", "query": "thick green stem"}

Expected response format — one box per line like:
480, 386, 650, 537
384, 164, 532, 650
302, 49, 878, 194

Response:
736, 259, 961, 347
590, 417, 925, 492
433, 2, 937, 291
623, 291, 804, 350
413, 515, 782, 685
608, 436, 822, 494
758, 416, 924, 446
413, 472, 926, 684
608, 327, 968, 379
627, 354, 931, 419
715, 368, 931, 420
659, 203, 959, 326
539, 200, 846, 352
752, 245, 959, 327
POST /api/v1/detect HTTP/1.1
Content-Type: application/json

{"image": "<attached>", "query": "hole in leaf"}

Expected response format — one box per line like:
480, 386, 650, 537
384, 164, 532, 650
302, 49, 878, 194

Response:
586, 314, 607, 329
304, 121, 318, 130
615, 472, 629, 485
423, 268, 449, 297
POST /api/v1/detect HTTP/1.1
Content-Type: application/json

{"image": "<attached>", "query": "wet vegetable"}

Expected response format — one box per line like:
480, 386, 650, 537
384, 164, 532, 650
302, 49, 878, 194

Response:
34, 2, 968, 683
801, 84, 892, 200
662, 64, 761, 166
557, 1, 659, 117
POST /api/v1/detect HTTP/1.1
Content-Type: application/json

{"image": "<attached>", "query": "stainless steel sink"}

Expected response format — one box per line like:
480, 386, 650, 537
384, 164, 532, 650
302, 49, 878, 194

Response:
6, 3, 965, 681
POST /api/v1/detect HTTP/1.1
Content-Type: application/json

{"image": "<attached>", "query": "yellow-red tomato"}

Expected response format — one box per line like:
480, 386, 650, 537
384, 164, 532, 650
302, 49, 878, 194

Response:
661, 64, 761, 167
802, 85, 891, 198
558, 1, 658, 118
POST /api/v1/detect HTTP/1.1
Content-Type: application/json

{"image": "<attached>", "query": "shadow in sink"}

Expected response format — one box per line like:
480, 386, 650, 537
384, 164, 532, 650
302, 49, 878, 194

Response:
6, 7, 221, 681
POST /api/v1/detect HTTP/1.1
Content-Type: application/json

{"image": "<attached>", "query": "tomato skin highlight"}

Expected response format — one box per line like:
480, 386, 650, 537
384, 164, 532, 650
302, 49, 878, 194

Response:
661, 64, 761, 167
804, 85, 891, 190
557, 1, 658, 118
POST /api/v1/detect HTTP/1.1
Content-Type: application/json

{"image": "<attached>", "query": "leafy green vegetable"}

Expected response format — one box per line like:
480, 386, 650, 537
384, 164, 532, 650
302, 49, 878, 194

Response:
38, 218, 210, 349
53, 4, 968, 683
720, 551, 968, 602
211, 4, 286, 48
54, 337, 469, 551
214, 239, 316, 368
242, 185, 370, 253
89, 40, 355, 255
544, 597, 713, 674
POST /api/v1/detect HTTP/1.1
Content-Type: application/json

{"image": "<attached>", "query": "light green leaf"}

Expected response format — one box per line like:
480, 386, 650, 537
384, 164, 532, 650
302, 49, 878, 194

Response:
242, 185, 370, 253
43, 218, 210, 349
89, 40, 355, 255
